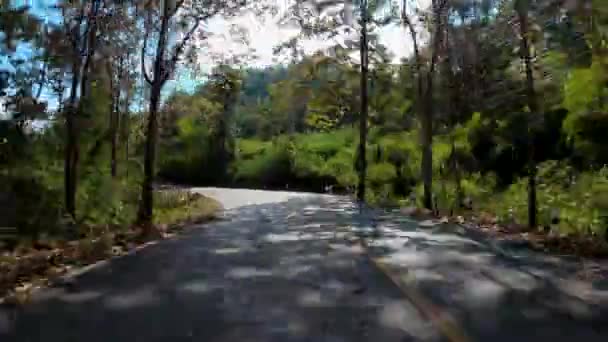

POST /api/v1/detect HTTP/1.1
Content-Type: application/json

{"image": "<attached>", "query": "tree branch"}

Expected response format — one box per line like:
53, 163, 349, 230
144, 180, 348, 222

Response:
141, 29, 154, 85
401, 0, 423, 100
35, 48, 49, 100
162, 17, 202, 82
169, 0, 187, 18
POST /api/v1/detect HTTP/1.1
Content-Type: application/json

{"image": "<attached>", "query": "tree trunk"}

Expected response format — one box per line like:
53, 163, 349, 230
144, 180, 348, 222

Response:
217, 91, 229, 182
139, 84, 161, 225
443, 24, 462, 214
108, 61, 119, 178
64, 0, 100, 219
110, 94, 118, 178
62, 13, 80, 219
138, 3, 170, 227
122, 57, 132, 181
450, 139, 463, 214
357, 1, 369, 203
421, 0, 446, 210
421, 99, 433, 210
123, 107, 130, 180
517, 0, 538, 229
64, 58, 80, 219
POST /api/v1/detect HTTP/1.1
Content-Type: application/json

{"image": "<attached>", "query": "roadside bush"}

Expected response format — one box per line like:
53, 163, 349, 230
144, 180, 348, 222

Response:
233, 137, 292, 186
294, 128, 355, 158
480, 161, 608, 236
154, 191, 221, 225
325, 148, 357, 191
367, 162, 397, 204
5, 172, 64, 239
237, 139, 271, 159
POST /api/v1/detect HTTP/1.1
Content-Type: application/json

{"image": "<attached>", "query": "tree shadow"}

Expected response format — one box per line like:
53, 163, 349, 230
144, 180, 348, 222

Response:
364, 206, 608, 342
0, 195, 441, 342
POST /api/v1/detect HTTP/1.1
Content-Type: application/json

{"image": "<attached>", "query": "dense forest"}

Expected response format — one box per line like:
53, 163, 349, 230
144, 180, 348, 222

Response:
0, 0, 607, 268
158, 0, 608, 238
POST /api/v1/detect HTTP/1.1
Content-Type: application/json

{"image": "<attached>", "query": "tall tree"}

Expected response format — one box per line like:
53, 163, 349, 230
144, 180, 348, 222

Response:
401, 0, 449, 210
59, 0, 103, 219
276, 0, 396, 201
203, 65, 242, 183
138, 0, 249, 228
515, 0, 539, 229
98, 1, 139, 178
357, 0, 369, 202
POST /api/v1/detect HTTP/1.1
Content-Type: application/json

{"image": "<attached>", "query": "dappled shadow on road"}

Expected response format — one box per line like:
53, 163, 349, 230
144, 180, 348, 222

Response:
0, 195, 440, 342
367, 209, 608, 342
3, 193, 608, 342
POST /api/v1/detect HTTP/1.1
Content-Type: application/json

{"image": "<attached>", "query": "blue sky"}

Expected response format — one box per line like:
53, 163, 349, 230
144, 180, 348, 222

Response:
2, 0, 199, 114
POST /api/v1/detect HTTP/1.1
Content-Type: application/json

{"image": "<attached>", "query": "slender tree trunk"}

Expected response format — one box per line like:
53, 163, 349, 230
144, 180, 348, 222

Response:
450, 139, 462, 211
110, 57, 126, 179
140, 84, 161, 224
107, 61, 119, 178
403, 0, 445, 210
517, 0, 538, 229
64, 0, 100, 219
217, 89, 230, 182
65, 59, 80, 219
62, 3, 83, 220
421, 97, 433, 210
123, 103, 130, 180
110, 95, 119, 178
421, 0, 446, 210
138, 3, 170, 227
357, 1, 369, 203
443, 24, 462, 214
123, 58, 132, 181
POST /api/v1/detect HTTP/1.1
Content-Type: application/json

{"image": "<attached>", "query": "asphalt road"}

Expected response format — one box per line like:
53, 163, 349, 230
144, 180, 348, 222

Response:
1, 188, 608, 342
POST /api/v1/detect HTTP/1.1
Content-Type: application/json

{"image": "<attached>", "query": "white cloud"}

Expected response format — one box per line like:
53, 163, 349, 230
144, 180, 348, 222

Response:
195, 0, 433, 69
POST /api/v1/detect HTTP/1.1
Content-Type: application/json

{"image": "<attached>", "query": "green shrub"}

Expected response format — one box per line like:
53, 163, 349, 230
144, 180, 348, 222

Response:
233, 138, 292, 185
237, 139, 270, 159
291, 149, 326, 178
368, 162, 397, 185
366, 163, 397, 204
294, 128, 355, 158
6, 172, 64, 238
325, 148, 357, 190
479, 161, 608, 235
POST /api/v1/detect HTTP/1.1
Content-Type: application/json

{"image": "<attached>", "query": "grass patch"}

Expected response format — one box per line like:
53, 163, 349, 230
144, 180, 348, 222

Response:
154, 190, 222, 226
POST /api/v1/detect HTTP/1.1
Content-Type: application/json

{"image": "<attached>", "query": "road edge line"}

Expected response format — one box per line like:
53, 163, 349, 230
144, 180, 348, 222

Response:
358, 239, 472, 342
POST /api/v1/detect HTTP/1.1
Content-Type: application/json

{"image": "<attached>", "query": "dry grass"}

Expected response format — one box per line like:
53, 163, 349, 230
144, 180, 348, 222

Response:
154, 191, 222, 227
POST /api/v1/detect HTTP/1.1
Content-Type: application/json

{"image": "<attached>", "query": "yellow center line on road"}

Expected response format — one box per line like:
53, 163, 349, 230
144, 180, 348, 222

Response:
357, 239, 472, 342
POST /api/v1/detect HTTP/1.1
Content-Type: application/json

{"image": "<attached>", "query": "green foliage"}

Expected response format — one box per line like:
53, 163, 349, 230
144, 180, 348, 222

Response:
77, 172, 139, 228
233, 138, 293, 186
236, 139, 271, 159
294, 128, 355, 157
1, 171, 64, 238
481, 161, 608, 236
563, 62, 604, 117
6, 0, 606, 252
325, 148, 358, 190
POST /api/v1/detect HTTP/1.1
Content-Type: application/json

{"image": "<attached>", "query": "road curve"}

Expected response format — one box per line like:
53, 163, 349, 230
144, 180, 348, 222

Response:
1, 188, 607, 342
